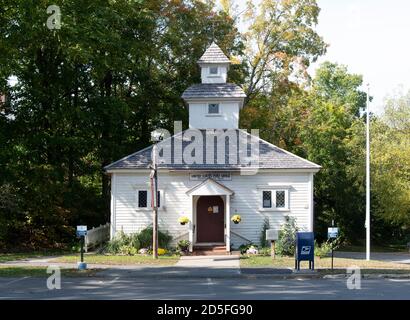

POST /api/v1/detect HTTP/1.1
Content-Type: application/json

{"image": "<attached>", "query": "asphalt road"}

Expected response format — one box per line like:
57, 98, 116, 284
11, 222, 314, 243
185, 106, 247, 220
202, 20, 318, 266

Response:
1, 276, 410, 300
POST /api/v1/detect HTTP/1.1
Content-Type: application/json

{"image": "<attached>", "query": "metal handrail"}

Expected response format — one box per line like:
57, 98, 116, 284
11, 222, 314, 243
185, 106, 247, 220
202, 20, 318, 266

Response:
230, 230, 252, 243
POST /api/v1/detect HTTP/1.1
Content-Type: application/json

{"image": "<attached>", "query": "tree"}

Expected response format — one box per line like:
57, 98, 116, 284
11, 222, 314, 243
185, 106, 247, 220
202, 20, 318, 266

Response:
371, 92, 410, 225
242, 0, 327, 103
0, 0, 243, 249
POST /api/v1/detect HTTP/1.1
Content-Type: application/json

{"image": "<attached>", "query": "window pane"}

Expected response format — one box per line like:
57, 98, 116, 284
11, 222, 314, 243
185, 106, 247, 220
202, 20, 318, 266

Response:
209, 67, 218, 74
138, 191, 147, 208
263, 191, 272, 208
276, 191, 286, 208
208, 103, 219, 114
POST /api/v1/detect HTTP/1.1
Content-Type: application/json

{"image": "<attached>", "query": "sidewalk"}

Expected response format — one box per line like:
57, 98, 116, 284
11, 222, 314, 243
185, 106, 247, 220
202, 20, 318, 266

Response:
2, 253, 410, 280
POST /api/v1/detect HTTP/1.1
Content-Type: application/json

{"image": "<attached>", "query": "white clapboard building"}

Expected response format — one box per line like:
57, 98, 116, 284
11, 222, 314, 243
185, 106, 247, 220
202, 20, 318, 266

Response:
105, 42, 321, 253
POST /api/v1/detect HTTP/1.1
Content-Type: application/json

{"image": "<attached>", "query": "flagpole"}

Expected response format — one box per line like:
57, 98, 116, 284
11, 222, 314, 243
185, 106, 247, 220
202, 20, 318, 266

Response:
366, 84, 371, 261
151, 142, 158, 260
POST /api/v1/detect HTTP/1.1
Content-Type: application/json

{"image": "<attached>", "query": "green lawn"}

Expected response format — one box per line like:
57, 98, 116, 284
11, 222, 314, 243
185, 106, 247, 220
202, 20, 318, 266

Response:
54, 254, 180, 265
0, 266, 98, 277
0, 251, 67, 263
240, 255, 410, 272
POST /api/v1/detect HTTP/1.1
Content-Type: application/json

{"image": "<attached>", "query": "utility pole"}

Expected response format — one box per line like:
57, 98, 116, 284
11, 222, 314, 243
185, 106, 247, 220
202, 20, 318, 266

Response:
366, 84, 371, 261
151, 142, 158, 259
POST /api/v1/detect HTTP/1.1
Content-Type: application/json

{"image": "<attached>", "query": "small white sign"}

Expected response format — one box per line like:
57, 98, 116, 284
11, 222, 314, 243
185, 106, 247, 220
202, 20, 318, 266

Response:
190, 172, 231, 181
213, 206, 219, 213
77, 225, 87, 232
266, 229, 279, 241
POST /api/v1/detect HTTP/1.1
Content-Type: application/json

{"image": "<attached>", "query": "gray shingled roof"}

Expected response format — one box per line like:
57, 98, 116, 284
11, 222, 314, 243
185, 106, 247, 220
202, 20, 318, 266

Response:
182, 83, 246, 99
105, 130, 321, 171
197, 42, 231, 64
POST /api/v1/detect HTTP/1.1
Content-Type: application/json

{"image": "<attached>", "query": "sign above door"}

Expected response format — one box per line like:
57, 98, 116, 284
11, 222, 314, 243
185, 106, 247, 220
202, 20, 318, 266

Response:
190, 172, 231, 181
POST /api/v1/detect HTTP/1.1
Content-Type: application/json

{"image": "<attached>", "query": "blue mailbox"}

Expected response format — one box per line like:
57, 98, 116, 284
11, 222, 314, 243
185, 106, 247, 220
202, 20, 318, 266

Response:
295, 232, 315, 270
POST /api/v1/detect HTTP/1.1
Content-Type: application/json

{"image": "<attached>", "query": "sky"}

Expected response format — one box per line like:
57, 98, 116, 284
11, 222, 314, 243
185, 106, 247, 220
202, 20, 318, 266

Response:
312, 0, 410, 114
233, 0, 410, 115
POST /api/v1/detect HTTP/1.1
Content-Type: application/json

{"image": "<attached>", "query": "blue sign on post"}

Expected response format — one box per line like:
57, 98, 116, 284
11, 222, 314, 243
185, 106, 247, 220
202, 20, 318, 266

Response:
327, 227, 339, 239
295, 232, 315, 270
76, 225, 87, 237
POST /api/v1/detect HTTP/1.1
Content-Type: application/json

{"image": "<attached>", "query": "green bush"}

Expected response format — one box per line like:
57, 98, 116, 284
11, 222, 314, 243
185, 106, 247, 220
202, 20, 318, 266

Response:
137, 227, 172, 249
104, 227, 172, 254
276, 217, 298, 256
258, 247, 271, 256
105, 231, 131, 254
177, 240, 190, 252
119, 244, 138, 255
259, 217, 270, 247
238, 243, 257, 254
315, 239, 340, 258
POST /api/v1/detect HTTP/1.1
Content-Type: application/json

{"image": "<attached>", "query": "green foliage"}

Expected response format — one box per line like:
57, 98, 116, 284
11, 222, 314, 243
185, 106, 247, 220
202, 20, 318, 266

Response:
259, 217, 270, 247
238, 243, 257, 254
177, 240, 191, 252
0, 0, 242, 249
105, 228, 172, 255
105, 231, 140, 254
137, 227, 172, 249
276, 217, 298, 256
258, 247, 271, 256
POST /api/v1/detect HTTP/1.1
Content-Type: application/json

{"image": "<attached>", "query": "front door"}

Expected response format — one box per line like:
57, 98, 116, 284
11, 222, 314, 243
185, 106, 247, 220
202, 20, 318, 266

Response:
196, 196, 225, 243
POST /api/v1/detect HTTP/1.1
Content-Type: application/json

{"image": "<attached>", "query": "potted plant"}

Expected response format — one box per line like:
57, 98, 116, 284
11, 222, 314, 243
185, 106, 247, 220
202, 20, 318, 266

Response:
177, 240, 191, 254
178, 216, 190, 225
231, 215, 241, 224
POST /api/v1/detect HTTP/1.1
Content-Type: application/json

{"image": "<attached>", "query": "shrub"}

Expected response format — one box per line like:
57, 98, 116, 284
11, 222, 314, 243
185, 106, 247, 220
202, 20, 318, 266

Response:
315, 239, 340, 258
105, 231, 132, 254
276, 217, 298, 256
177, 240, 191, 252
238, 243, 256, 254
119, 244, 138, 255
104, 227, 172, 254
158, 248, 167, 256
258, 247, 271, 256
259, 217, 270, 247
137, 227, 172, 249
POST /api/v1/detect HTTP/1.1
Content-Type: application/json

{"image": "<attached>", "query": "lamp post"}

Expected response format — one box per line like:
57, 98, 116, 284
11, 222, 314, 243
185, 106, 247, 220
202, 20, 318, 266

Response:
365, 84, 371, 261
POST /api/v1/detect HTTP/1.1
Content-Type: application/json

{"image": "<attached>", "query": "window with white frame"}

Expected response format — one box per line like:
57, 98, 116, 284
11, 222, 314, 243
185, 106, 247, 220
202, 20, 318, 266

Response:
208, 103, 219, 114
137, 190, 163, 208
209, 66, 218, 75
261, 190, 289, 210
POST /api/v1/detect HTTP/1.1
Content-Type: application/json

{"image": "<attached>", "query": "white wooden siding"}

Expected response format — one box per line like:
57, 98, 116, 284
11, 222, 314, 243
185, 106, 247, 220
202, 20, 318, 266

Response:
111, 171, 313, 248
188, 102, 240, 129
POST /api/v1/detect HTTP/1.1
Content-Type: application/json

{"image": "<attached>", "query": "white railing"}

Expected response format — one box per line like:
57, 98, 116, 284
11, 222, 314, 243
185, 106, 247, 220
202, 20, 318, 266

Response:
85, 223, 110, 252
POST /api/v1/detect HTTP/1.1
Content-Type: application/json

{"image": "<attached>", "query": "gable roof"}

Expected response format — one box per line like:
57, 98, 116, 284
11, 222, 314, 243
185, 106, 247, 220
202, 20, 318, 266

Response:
186, 178, 234, 196
197, 42, 231, 64
104, 129, 321, 172
182, 83, 246, 99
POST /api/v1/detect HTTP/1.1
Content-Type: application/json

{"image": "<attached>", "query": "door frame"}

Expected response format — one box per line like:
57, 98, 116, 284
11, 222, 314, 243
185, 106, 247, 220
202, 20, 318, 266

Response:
193, 195, 226, 245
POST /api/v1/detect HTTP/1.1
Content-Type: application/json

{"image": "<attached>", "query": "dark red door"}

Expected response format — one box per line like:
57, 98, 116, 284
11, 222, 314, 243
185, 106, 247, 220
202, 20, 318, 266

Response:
196, 196, 225, 243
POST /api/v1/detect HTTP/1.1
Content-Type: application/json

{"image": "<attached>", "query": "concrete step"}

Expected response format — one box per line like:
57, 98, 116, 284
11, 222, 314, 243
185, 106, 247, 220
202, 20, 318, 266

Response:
192, 245, 227, 255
